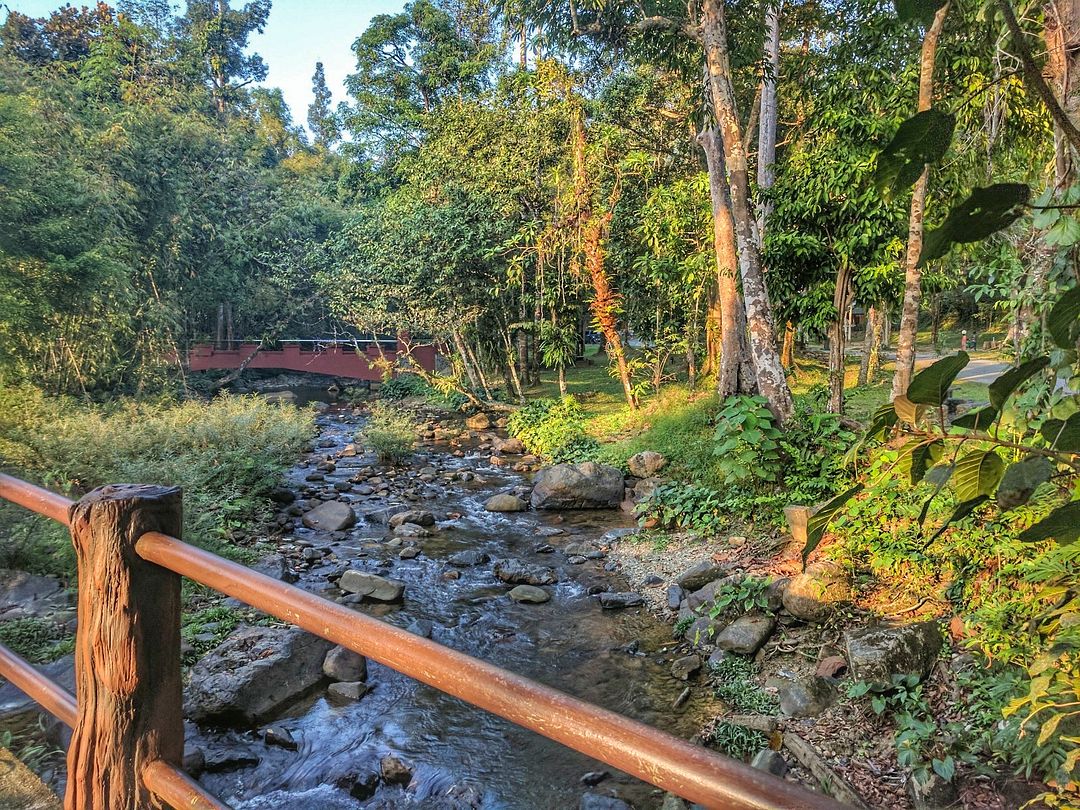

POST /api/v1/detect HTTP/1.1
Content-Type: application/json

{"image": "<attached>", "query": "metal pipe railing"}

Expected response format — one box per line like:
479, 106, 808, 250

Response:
0, 471, 845, 810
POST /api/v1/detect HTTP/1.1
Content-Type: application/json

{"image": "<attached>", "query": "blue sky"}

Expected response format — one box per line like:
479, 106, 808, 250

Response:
6, 0, 404, 129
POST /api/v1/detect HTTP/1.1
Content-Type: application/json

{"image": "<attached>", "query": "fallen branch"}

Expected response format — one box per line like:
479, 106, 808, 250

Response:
783, 731, 870, 809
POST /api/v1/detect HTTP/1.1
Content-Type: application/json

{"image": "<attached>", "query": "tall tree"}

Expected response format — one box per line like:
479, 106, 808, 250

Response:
891, 3, 949, 399
182, 0, 271, 115
307, 61, 339, 148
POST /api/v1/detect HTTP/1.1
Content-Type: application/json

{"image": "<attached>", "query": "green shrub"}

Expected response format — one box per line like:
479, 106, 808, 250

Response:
507, 397, 600, 462
707, 720, 768, 760
359, 401, 415, 463
635, 481, 725, 535
708, 577, 772, 620
378, 373, 432, 401
0, 618, 74, 663
709, 654, 778, 714
713, 395, 783, 485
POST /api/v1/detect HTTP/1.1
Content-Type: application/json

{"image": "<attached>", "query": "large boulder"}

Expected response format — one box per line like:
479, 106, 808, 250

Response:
302, 501, 356, 532
0, 570, 70, 620
185, 625, 332, 724
845, 621, 944, 688
782, 561, 850, 622
466, 413, 492, 430
389, 509, 435, 528
530, 462, 624, 510
627, 451, 667, 478
339, 571, 405, 602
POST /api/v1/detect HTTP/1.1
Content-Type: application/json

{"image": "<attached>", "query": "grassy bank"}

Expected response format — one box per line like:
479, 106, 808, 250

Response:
0, 386, 314, 578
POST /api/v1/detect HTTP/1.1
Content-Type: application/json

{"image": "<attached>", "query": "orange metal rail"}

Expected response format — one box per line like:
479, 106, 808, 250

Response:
0, 471, 845, 810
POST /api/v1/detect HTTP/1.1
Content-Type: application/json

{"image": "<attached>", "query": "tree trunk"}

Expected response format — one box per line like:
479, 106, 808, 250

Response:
828, 264, 854, 414
756, 0, 781, 236
502, 331, 526, 403
701, 0, 794, 423
558, 365, 567, 396
930, 293, 941, 351
66, 485, 184, 810
451, 328, 482, 392
891, 3, 950, 399
464, 338, 493, 401
698, 124, 746, 399
858, 305, 877, 385
781, 321, 795, 369
1044, 0, 1080, 185
573, 107, 637, 410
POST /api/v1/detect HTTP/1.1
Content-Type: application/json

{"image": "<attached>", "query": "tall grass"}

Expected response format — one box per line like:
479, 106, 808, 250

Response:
0, 385, 314, 575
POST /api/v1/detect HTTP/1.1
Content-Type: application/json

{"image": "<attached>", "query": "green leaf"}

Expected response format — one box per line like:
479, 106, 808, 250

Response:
919, 464, 954, 525
988, 356, 1050, 410
874, 110, 956, 200
953, 449, 1005, 502
894, 0, 948, 25
951, 406, 998, 431
996, 456, 1055, 510
866, 402, 899, 440
932, 757, 955, 782
894, 395, 925, 426
929, 496, 990, 542
1019, 500, 1080, 544
907, 352, 969, 405
802, 484, 864, 567
910, 440, 943, 485
919, 184, 1031, 266
1048, 286, 1080, 350
1040, 412, 1080, 452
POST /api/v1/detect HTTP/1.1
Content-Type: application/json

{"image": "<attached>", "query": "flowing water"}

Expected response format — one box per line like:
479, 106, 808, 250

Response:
196, 406, 719, 809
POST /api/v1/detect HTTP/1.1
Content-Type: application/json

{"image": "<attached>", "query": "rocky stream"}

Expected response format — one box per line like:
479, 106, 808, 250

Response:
180, 403, 721, 809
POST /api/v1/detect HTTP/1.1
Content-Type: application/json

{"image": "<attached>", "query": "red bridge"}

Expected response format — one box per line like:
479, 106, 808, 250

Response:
187, 338, 439, 381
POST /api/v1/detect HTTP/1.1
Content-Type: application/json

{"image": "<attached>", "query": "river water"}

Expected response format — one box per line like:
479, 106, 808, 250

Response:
196, 407, 719, 809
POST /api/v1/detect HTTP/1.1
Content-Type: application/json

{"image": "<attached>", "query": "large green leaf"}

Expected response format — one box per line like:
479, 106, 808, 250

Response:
894, 0, 948, 24
894, 395, 925, 426
866, 402, 899, 440
1040, 412, 1080, 452
988, 356, 1051, 410
1048, 286, 1080, 350
996, 456, 1055, 510
918, 463, 954, 525
929, 496, 990, 542
919, 184, 1031, 266
951, 406, 997, 431
910, 440, 943, 484
953, 449, 1005, 502
907, 352, 969, 405
802, 485, 864, 567
1019, 501, 1080, 544
874, 110, 956, 200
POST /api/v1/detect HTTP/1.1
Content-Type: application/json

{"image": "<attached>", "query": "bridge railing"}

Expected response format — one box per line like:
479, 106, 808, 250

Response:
0, 471, 843, 810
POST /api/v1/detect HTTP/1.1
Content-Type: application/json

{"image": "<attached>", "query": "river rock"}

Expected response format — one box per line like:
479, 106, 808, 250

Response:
751, 749, 788, 778
494, 560, 557, 586
269, 486, 296, 505
715, 613, 776, 655
580, 794, 632, 810
448, 549, 490, 566
845, 621, 944, 688
323, 645, 367, 682
627, 451, 667, 478
263, 725, 297, 751
530, 462, 624, 510
0, 569, 69, 620
493, 436, 525, 454
380, 754, 414, 785
782, 561, 850, 622
466, 413, 492, 430
671, 654, 701, 680
339, 571, 405, 602
393, 522, 431, 537
675, 560, 727, 592
327, 681, 370, 702
389, 509, 435, 528
666, 584, 686, 610
485, 493, 529, 512
185, 625, 332, 724
684, 617, 725, 649
778, 675, 837, 717
597, 592, 644, 609
509, 585, 550, 604
302, 501, 357, 532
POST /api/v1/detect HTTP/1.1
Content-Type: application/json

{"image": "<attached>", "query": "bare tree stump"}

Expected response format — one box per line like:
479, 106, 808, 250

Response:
66, 485, 183, 810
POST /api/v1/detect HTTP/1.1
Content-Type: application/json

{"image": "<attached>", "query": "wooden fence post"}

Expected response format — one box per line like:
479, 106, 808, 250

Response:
66, 485, 184, 810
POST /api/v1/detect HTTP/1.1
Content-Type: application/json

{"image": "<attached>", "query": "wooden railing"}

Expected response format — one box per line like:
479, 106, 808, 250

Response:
0, 472, 843, 810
